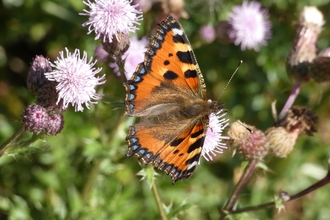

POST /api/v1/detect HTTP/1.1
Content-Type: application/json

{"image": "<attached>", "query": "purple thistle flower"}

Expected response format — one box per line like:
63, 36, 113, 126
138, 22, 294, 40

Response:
21, 104, 49, 133
110, 35, 148, 79
201, 108, 229, 161
199, 25, 216, 43
44, 48, 106, 112
80, 0, 143, 43
228, 1, 271, 51
44, 114, 64, 136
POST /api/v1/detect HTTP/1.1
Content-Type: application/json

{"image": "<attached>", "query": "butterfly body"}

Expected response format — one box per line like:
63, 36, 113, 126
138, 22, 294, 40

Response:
124, 15, 224, 183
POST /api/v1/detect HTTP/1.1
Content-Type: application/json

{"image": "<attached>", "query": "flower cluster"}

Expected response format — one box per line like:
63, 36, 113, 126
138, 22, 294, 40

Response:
22, 48, 105, 135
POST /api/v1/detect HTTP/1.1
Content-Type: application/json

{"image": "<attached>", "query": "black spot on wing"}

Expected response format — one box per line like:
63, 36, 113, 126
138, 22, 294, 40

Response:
163, 70, 178, 80
187, 136, 204, 153
176, 51, 196, 64
184, 69, 198, 78
170, 138, 184, 146
170, 20, 181, 30
172, 149, 179, 154
168, 53, 173, 57
173, 34, 185, 44
164, 60, 170, 65
186, 152, 201, 165
191, 129, 204, 138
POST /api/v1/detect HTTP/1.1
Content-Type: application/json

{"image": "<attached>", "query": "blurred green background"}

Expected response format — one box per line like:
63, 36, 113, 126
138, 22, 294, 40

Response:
1, 0, 330, 219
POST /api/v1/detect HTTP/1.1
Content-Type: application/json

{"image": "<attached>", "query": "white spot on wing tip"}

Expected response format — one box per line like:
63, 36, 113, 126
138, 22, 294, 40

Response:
187, 161, 198, 170
172, 28, 183, 36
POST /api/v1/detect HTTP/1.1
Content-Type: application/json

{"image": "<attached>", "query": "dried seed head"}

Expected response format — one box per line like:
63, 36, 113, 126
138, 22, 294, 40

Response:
267, 106, 318, 157
286, 6, 324, 82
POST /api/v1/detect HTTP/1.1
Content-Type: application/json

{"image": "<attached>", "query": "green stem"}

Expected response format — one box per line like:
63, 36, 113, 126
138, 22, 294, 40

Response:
219, 159, 259, 220
81, 159, 102, 204
151, 179, 168, 220
0, 127, 25, 156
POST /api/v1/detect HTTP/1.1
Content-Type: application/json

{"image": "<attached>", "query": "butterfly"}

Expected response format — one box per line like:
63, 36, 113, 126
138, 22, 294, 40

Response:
124, 15, 225, 184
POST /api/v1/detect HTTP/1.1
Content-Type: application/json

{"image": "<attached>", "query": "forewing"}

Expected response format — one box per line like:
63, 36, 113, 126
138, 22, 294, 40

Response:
124, 15, 207, 116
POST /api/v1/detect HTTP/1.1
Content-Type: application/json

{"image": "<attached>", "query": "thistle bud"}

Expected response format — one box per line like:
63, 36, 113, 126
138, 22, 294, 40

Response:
44, 114, 64, 136
27, 56, 52, 95
21, 104, 49, 133
228, 121, 269, 159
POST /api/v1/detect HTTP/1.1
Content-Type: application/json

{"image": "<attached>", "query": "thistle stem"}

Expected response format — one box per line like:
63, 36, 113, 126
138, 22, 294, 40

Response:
0, 127, 25, 156
228, 169, 330, 214
219, 159, 259, 219
151, 179, 168, 220
278, 81, 301, 120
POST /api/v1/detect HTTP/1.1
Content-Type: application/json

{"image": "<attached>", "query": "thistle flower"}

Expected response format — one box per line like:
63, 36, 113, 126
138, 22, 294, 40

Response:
44, 48, 106, 112
201, 109, 229, 161
199, 25, 216, 43
80, 0, 143, 43
21, 104, 49, 133
44, 114, 64, 136
110, 35, 148, 79
27, 56, 52, 95
287, 6, 324, 82
228, 1, 271, 51
228, 121, 269, 159
266, 106, 318, 158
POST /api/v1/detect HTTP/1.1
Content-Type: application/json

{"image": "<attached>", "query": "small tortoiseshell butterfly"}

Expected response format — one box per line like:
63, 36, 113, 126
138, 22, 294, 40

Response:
124, 15, 225, 184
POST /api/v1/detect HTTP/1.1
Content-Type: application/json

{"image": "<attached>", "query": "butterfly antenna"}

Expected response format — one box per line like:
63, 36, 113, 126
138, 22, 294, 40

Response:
217, 60, 243, 102
237, 120, 254, 133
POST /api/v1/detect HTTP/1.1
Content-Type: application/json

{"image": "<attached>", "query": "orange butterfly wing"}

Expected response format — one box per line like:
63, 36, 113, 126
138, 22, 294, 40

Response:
124, 15, 210, 183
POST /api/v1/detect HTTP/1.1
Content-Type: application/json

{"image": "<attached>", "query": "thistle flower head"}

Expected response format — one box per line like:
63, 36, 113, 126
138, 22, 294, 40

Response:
45, 48, 106, 112
199, 25, 216, 43
267, 106, 318, 158
201, 107, 229, 161
228, 1, 271, 51
44, 114, 64, 136
80, 0, 143, 43
228, 121, 269, 159
27, 56, 52, 95
21, 104, 49, 133
286, 6, 324, 82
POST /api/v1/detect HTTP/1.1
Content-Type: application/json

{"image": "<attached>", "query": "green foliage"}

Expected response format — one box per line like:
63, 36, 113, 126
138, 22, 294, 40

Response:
0, 0, 330, 219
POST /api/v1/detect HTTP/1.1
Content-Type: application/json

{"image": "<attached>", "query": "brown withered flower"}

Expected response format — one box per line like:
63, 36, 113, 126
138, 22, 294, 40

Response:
228, 121, 269, 159
266, 106, 318, 158
286, 6, 324, 82
309, 47, 330, 83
